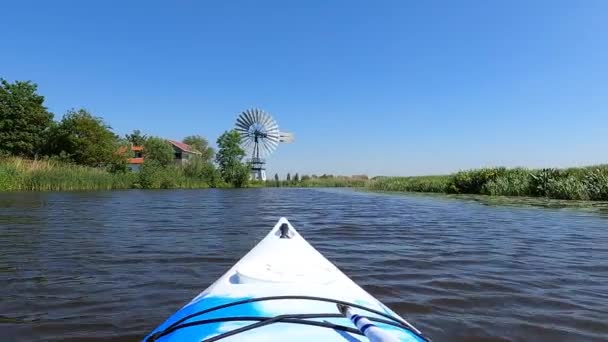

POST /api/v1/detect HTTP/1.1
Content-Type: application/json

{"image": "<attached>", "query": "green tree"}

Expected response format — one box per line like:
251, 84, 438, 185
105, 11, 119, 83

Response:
184, 156, 220, 187
47, 109, 120, 167
110, 140, 131, 173
144, 137, 174, 167
183, 135, 214, 162
216, 130, 249, 187
125, 129, 147, 146
0, 79, 54, 157
286, 173, 291, 181
294, 173, 300, 182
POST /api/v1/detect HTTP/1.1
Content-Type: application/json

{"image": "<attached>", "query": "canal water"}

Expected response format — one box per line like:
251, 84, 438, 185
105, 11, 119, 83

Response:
1, 189, 607, 341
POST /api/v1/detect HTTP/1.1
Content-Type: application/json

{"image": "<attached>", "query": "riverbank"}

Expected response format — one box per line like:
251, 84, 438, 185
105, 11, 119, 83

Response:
0, 157, 211, 191
2, 158, 607, 201
272, 166, 608, 201
367, 166, 608, 201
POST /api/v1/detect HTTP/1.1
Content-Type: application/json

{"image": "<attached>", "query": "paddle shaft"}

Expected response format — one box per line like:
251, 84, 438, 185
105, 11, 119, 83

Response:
338, 304, 401, 342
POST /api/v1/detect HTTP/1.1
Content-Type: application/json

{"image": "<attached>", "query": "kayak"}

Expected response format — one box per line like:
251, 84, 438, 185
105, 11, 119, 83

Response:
144, 218, 429, 342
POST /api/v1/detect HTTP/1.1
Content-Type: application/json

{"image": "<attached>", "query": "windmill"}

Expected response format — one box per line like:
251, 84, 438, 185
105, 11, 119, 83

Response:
234, 108, 294, 181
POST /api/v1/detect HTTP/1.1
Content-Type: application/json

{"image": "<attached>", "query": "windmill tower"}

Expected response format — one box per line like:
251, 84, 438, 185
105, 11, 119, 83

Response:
234, 108, 294, 181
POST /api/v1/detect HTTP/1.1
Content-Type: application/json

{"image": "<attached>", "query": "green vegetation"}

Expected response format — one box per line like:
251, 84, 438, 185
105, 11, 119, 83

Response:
124, 129, 147, 146
368, 166, 608, 201
0, 157, 218, 191
216, 130, 249, 188
0, 157, 134, 191
268, 174, 368, 188
368, 175, 449, 193
269, 167, 608, 201
0, 79, 54, 157
45, 109, 121, 167
2, 78, 606, 199
183, 135, 214, 162
0, 78, 221, 190
143, 137, 175, 166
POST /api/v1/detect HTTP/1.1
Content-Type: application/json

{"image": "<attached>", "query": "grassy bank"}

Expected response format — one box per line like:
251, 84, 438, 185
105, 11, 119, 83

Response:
0, 157, 211, 191
368, 166, 608, 201
3, 157, 607, 201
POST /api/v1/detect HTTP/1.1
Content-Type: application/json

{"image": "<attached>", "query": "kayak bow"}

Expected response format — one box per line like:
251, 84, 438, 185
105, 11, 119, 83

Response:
144, 217, 428, 342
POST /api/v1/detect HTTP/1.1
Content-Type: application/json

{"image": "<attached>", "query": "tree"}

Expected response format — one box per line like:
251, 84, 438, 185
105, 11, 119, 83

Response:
294, 173, 300, 182
274, 173, 280, 187
184, 155, 220, 187
144, 137, 174, 167
47, 109, 120, 167
0, 79, 54, 157
125, 129, 147, 146
216, 130, 249, 187
183, 135, 214, 162
286, 173, 291, 181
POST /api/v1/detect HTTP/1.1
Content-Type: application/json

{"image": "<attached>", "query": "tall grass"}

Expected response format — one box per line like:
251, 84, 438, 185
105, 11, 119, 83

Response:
368, 175, 449, 193
368, 166, 608, 201
0, 157, 210, 191
0, 157, 135, 191
3, 157, 607, 200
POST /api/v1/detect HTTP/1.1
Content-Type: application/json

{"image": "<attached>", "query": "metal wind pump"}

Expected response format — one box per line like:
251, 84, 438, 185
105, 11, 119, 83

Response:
234, 108, 294, 181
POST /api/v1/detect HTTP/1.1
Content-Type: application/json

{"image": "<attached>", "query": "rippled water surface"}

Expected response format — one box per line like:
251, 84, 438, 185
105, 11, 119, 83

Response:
1, 189, 607, 341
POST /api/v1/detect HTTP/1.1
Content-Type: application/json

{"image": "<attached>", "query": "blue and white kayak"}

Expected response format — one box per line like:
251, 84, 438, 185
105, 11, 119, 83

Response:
144, 218, 429, 342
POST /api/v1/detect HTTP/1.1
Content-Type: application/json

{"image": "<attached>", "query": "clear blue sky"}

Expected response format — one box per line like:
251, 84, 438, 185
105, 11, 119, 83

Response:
3, 1, 607, 176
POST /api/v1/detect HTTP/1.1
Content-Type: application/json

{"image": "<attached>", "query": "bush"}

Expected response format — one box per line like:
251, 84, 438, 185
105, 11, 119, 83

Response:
368, 176, 448, 193
447, 168, 506, 194
482, 168, 530, 196
584, 167, 608, 200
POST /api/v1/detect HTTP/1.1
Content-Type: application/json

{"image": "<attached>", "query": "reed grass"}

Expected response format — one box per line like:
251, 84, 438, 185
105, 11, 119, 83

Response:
3, 157, 607, 200
0, 157, 209, 191
368, 166, 608, 201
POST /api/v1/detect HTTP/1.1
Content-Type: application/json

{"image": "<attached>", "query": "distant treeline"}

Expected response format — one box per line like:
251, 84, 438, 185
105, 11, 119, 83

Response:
265, 173, 368, 188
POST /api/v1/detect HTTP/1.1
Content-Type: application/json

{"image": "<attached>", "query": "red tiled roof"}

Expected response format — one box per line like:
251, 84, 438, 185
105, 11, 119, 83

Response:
128, 157, 144, 165
168, 140, 201, 154
117, 145, 144, 153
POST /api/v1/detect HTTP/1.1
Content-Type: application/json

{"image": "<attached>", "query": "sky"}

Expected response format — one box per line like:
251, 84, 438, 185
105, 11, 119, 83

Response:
2, 1, 607, 176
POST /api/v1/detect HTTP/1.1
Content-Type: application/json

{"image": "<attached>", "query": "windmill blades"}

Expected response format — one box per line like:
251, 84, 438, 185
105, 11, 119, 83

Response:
235, 115, 253, 136
233, 108, 291, 159
249, 109, 261, 128
279, 132, 295, 143
261, 136, 278, 155
261, 112, 278, 133
238, 109, 254, 128
238, 110, 255, 130
254, 109, 264, 129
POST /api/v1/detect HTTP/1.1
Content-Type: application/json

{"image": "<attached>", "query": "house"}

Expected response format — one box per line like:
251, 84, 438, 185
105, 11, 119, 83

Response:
168, 140, 202, 165
118, 140, 200, 172
117, 145, 144, 172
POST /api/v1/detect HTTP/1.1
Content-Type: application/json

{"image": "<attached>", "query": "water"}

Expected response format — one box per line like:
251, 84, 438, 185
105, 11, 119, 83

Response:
1, 188, 607, 341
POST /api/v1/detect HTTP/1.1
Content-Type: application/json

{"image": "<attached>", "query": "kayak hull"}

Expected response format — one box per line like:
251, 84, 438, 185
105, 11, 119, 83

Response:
145, 218, 426, 341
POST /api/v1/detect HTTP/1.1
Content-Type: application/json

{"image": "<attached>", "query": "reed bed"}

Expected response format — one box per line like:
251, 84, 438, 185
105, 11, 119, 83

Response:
368, 166, 608, 201
3, 157, 607, 201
